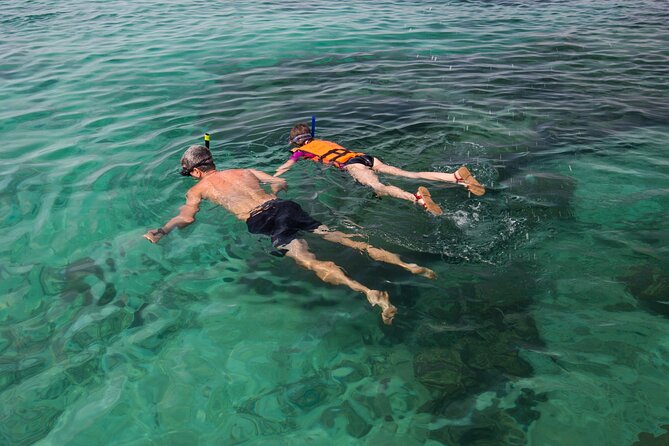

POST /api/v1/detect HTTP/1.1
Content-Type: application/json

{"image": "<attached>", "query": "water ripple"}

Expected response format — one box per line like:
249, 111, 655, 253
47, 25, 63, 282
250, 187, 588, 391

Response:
1, 0, 669, 444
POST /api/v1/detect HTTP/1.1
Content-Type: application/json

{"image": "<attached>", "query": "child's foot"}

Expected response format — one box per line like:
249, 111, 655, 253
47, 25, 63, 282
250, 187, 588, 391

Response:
415, 186, 443, 215
455, 166, 485, 196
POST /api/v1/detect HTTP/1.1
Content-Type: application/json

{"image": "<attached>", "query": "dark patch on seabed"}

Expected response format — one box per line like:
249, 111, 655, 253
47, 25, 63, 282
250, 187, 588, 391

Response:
212, 240, 555, 443
632, 425, 669, 446
0, 254, 204, 445
618, 263, 669, 318
386, 261, 548, 444
38, 257, 118, 307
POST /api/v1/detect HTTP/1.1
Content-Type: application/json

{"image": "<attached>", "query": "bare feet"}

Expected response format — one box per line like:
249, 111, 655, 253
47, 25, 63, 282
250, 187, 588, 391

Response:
365, 290, 397, 324
455, 166, 485, 196
415, 186, 443, 216
143, 229, 165, 243
382, 305, 397, 325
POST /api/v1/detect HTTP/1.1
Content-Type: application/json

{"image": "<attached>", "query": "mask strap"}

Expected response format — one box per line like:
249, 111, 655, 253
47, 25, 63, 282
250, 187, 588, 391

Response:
290, 133, 312, 144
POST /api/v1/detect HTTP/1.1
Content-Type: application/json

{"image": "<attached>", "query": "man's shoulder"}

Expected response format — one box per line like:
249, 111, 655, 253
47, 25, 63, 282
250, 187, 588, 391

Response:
215, 168, 262, 181
215, 168, 252, 176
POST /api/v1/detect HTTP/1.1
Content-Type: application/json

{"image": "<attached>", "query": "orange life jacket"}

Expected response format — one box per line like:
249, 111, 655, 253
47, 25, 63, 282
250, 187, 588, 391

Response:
291, 139, 365, 167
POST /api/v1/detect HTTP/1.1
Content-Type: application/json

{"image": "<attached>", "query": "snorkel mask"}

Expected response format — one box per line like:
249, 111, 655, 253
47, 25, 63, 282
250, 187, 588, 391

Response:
288, 116, 316, 146
180, 156, 213, 176
180, 135, 213, 176
289, 133, 312, 146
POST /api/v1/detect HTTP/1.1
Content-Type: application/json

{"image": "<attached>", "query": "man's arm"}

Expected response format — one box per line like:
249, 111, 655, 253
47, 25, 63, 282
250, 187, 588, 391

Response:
274, 159, 296, 177
143, 189, 202, 243
250, 169, 288, 194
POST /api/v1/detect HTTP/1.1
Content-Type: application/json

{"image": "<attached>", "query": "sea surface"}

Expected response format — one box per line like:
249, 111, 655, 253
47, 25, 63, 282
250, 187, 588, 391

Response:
1, 1, 668, 445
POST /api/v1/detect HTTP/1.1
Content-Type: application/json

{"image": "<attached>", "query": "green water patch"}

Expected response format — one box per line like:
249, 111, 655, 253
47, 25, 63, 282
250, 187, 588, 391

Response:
2, 0, 669, 444
518, 129, 669, 445
618, 265, 669, 319
392, 260, 546, 444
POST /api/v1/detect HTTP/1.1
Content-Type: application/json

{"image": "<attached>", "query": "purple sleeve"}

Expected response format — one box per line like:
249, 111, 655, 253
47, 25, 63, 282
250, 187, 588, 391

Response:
289, 151, 304, 161
290, 150, 316, 162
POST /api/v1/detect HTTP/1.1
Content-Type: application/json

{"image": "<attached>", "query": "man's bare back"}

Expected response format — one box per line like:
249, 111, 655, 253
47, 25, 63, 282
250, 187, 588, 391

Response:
191, 169, 286, 220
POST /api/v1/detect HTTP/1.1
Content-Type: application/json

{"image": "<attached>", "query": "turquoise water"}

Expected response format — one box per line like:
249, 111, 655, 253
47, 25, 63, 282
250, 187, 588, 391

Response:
2, 0, 669, 444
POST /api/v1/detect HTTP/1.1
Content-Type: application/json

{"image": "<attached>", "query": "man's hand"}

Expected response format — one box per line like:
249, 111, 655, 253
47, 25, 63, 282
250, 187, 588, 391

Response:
143, 228, 166, 243
271, 178, 288, 194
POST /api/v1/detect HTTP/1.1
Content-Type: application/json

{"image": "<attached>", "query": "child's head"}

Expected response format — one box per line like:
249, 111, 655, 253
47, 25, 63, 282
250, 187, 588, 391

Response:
289, 123, 312, 146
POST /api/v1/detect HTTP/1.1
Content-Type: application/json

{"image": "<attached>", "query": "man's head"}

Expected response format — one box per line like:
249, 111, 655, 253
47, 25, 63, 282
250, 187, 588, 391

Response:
180, 145, 216, 177
289, 123, 312, 147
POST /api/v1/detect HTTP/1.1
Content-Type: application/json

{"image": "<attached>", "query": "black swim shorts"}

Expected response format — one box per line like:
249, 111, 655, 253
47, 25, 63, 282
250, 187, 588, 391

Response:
246, 199, 322, 247
342, 154, 375, 168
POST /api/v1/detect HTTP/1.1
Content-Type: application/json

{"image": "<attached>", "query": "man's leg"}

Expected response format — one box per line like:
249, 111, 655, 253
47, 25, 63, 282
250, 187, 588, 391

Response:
344, 164, 442, 215
372, 159, 485, 196
283, 238, 397, 324
312, 226, 436, 279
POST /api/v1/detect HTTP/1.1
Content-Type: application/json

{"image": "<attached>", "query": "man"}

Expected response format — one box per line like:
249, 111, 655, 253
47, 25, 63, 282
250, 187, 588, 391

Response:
144, 145, 436, 325
274, 122, 486, 216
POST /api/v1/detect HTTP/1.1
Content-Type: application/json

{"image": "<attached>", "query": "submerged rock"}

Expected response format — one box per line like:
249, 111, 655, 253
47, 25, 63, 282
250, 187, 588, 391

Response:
619, 264, 669, 318
429, 406, 526, 446
413, 348, 477, 398
507, 388, 548, 427
321, 401, 372, 439
409, 263, 544, 442
39, 257, 118, 306
632, 425, 669, 446
284, 376, 343, 411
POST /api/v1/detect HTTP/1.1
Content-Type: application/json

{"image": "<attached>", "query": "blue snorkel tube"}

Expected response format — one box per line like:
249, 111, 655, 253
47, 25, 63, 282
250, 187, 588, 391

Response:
311, 115, 316, 138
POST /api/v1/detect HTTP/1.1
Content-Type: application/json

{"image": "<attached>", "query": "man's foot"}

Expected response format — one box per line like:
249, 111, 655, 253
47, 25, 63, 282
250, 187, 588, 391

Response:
455, 166, 485, 196
415, 187, 443, 216
407, 264, 436, 279
382, 305, 397, 325
365, 290, 397, 324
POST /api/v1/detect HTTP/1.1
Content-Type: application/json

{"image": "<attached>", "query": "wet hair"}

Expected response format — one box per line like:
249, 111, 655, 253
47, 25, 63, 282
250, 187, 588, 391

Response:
181, 145, 216, 172
289, 123, 312, 146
